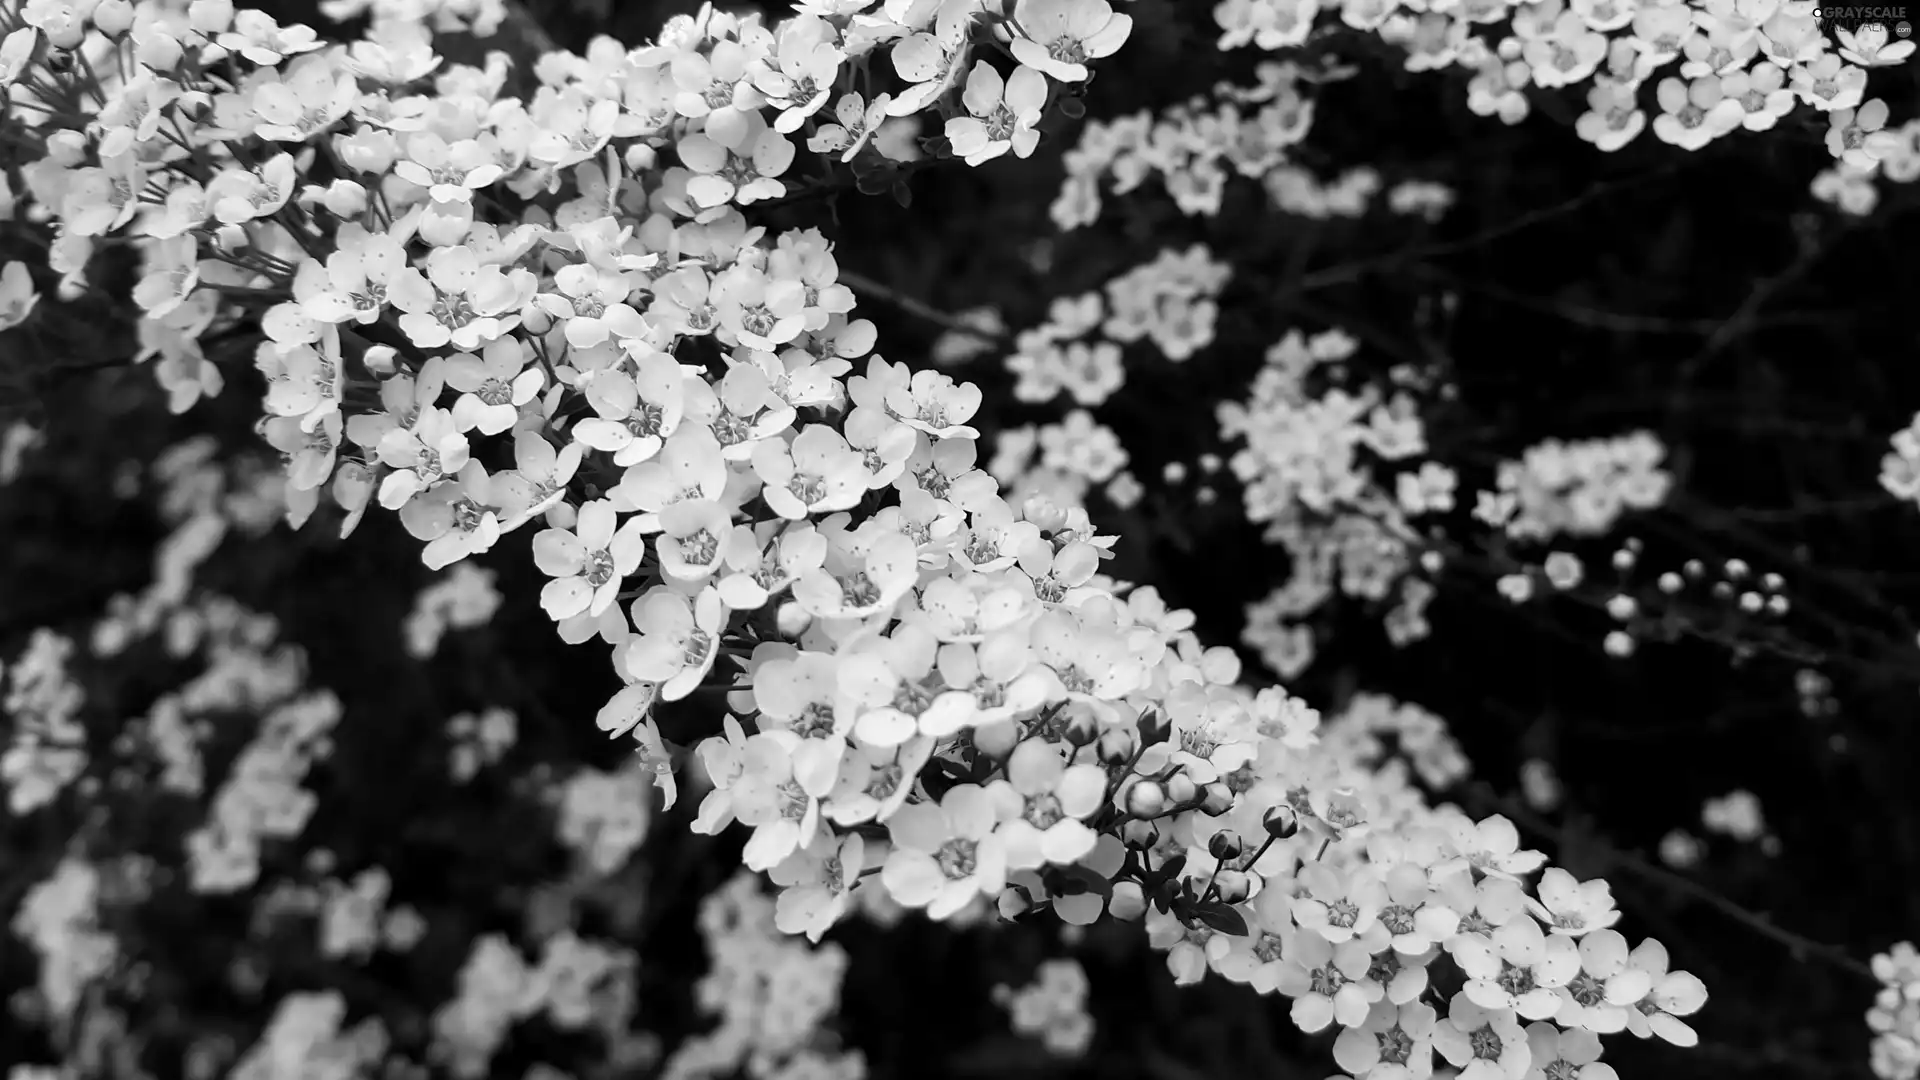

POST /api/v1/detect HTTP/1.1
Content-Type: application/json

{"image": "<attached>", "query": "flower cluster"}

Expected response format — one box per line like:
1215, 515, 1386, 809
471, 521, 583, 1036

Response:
993, 956, 1096, 1056
1220, 326, 1444, 676
1871, 941, 1920, 1080
1208, 0, 1916, 210
666, 872, 864, 1080
0, 0, 1719, 1075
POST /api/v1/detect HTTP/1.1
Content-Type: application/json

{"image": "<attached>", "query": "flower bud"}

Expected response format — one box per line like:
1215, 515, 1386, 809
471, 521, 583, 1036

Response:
1211, 869, 1252, 905
136, 29, 184, 71
1109, 881, 1147, 921
1207, 831, 1244, 862
1164, 771, 1197, 808
48, 131, 88, 168
362, 344, 398, 377
972, 718, 1019, 761
1120, 818, 1158, 850
418, 197, 472, 247
1135, 706, 1170, 746
1201, 782, 1234, 817
322, 179, 367, 219
188, 0, 234, 34
1262, 804, 1299, 840
1125, 778, 1167, 820
775, 601, 811, 639
93, 0, 134, 37
1096, 726, 1135, 766
48, 20, 86, 49
335, 129, 398, 175
1064, 709, 1100, 747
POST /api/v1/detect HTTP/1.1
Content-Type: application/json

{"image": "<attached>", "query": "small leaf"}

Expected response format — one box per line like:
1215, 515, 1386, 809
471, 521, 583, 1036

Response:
1154, 852, 1187, 885
1052, 863, 1114, 899
890, 179, 913, 209
1188, 900, 1249, 937
1135, 706, 1169, 746
1058, 95, 1086, 120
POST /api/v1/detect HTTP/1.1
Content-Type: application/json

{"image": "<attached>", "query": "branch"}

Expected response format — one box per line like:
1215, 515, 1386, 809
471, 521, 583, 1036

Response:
1468, 783, 1879, 984
837, 269, 1011, 345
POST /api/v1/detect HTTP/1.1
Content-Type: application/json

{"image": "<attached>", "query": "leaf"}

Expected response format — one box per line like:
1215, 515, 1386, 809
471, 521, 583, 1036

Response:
1188, 899, 1249, 937
1136, 706, 1169, 746
890, 179, 913, 209
1050, 863, 1114, 899
1154, 852, 1186, 885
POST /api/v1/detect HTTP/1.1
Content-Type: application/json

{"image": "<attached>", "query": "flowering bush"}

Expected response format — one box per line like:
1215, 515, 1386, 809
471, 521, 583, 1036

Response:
2, 0, 1917, 1078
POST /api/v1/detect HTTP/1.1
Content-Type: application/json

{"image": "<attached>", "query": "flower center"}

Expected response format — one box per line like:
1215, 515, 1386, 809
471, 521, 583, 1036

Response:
1365, 947, 1401, 985
625, 403, 666, 439
711, 407, 751, 446
432, 294, 475, 329
680, 528, 720, 568
1308, 963, 1347, 998
1380, 904, 1416, 935
892, 676, 937, 717
983, 104, 1018, 142
1376, 1025, 1413, 1066
787, 472, 827, 507
776, 780, 808, 821
583, 547, 616, 587
450, 497, 486, 533
1468, 1024, 1504, 1061
1567, 970, 1607, 1007
793, 703, 836, 740
1046, 37, 1088, 65
1024, 792, 1064, 830
934, 838, 977, 880
866, 763, 901, 800
476, 378, 514, 406
681, 628, 712, 669
1496, 960, 1537, 997
1326, 898, 1360, 929
840, 571, 881, 610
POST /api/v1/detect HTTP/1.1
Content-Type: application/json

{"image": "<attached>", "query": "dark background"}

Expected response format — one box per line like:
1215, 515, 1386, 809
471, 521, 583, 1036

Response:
5, 1, 1920, 1077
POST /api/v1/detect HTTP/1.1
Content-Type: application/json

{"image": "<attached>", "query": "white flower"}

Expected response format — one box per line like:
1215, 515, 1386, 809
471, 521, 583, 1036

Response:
532, 500, 647, 621
622, 586, 727, 702
678, 111, 795, 208
752, 425, 869, 519
445, 337, 544, 436
1826, 99, 1901, 170
1009, 0, 1133, 82
1333, 999, 1437, 1079
1274, 929, 1379, 1032
770, 831, 865, 942
1522, 1022, 1617, 1080
1432, 993, 1531, 1080
1554, 928, 1652, 1033
1457, 915, 1580, 1020
944, 62, 1047, 166
1526, 867, 1620, 936
882, 782, 1014, 919
1621, 938, 1707, 1046
988, 737, 1106, 870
